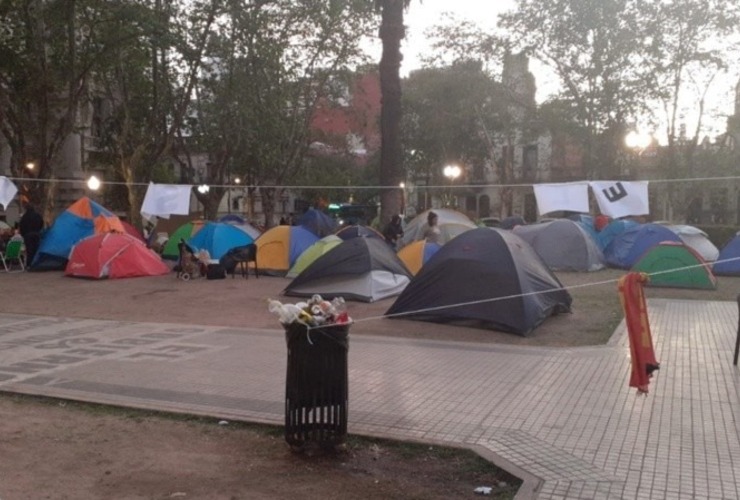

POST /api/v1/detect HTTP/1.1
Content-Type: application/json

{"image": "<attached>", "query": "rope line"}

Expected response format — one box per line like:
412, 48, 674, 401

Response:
4, 174, 740, 190
304, 254, 740, 329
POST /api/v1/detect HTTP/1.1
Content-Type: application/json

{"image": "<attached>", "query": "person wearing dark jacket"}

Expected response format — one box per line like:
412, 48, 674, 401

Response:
19, 204, 44, 266
383, 214, 404, 250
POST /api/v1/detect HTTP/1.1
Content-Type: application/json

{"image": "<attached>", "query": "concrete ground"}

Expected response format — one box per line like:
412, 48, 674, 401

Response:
1, 288, 739, 499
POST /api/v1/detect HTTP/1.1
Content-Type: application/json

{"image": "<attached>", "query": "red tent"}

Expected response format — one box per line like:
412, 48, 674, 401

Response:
65, 233, 169, 279
120, 220, 145, 242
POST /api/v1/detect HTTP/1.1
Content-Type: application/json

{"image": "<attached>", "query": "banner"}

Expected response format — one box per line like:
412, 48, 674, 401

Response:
618, 272, 660, 394
532, 182, 590, 216
0, 176, 18, 209
140, 183, 193, 220
590, 180, 649, 219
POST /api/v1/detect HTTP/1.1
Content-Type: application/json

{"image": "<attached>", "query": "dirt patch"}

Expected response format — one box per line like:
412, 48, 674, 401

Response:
1, 269, 737, 347
0, 394, 519, 499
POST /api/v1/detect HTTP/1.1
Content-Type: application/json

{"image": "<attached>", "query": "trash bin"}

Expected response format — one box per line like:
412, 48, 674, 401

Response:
284, 321, 349, 448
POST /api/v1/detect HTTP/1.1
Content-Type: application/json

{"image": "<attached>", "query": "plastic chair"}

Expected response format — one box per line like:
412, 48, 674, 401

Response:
1, 239, 26, 272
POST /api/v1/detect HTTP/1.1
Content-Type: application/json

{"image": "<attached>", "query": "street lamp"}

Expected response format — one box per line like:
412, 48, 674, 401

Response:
625, 131, 652, 151
87, 175, 101, 191
443, 165, 461, 208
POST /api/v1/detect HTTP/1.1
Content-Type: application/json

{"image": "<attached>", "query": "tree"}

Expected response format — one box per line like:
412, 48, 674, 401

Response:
641, 0, 740, 178
375, 0, 411, 224
500, 0, 651, 179
95, 0, 219, 224
0, 0, 135, 219
402, 62, 511, 208
180, 0, 375, 225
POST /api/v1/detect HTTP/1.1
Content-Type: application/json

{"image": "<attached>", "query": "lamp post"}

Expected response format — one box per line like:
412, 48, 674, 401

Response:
443, 164, 461, 208
21, 162, 35, 206
399, 182, 406, 218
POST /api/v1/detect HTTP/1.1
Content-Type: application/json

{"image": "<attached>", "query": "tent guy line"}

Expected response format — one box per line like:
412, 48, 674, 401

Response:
5, 174, 740, 191
336, 255, 740, 327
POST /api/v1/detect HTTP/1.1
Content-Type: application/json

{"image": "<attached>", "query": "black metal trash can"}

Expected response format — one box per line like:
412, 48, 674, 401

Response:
284, 321, 349, 448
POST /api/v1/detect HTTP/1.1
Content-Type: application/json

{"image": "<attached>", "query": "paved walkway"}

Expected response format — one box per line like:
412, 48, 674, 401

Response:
1, 298, 739, 499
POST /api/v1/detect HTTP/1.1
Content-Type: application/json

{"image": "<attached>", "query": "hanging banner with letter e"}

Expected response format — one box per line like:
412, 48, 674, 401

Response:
590, 181, 649, 219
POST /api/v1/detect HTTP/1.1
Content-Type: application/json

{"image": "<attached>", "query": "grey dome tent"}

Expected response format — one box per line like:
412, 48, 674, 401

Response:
386, 228, 572, 335
282, 237, 412, 303
512, 219, 605, 272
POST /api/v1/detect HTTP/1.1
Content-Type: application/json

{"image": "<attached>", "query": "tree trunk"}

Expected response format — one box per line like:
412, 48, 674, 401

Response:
260, 187, 278, 229
378, 0, 405, 225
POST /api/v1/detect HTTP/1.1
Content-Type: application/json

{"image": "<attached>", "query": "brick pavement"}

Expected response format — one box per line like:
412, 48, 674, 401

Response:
0, 298, 739, 499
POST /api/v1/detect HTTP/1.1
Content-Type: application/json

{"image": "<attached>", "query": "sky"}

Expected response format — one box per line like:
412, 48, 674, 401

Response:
363, 0, 738, 142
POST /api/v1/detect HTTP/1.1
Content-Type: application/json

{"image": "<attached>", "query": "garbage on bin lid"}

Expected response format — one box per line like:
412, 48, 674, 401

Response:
268, 294, 351, 327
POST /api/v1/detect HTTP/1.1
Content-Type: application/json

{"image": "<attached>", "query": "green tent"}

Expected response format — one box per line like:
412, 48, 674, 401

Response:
632, 242, 717, 290
162, 220, 205, 260
286, 235, 342, 278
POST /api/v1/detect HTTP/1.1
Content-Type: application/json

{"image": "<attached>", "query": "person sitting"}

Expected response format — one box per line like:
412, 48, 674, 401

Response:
383, 214, 404, 249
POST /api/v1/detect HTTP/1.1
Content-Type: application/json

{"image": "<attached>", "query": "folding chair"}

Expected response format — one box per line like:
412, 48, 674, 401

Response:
1, 239, 26, 272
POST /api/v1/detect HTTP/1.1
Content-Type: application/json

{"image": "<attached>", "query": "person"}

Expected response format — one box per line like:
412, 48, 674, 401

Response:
19, 203, 44, 265
421, 211, 441, 244
382, 214, 404, 249
279, 215, 288, 225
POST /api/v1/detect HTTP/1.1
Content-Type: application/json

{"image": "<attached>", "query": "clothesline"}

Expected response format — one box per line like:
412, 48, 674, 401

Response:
2, 174, 740, 190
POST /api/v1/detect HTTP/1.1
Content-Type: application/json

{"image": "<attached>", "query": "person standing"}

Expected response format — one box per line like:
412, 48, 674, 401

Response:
383, 214, 404, 250
421, 211, 440, 244
19, 204, 44, 266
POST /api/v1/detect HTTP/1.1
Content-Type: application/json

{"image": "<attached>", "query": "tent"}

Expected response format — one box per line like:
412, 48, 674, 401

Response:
500, 215, 526, 230
632, 242, 717, 290
662, 224, 719, 262
33, 197, 125, 270
120, 220, 145, 242
513, 219, 605, 272
219, 214, 245, 224
282, 237, 412, 302
396, 240, 441, 275
162, 220, 205, 260
398, 208, 476, 248
65, 232, 169, 279
590, 219, 639, 251
286, 235, 343, 278
186, 221, 255, 260
712, 232, 740, 276
335, 224, 384, 241
386, 228, 572, 335
603, 223, 681, 269
225, 221, 262, 240
255, 225, 319, 276
297, 208, 337, 237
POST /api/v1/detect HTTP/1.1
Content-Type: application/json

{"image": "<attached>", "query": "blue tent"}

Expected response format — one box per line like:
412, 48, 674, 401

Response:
297, 208, 336, 237
33, 197, 124, 270
218, 214, 246, 224
713, 232, 740, 276
604, 224, 681, 269
187, 222, 254, 260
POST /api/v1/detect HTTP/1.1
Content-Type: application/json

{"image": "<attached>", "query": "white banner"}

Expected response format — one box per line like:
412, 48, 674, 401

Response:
0, 176, 18, 209
140, 183, 192, 220
533, 182, 590, 216
590, 181, 649, 218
